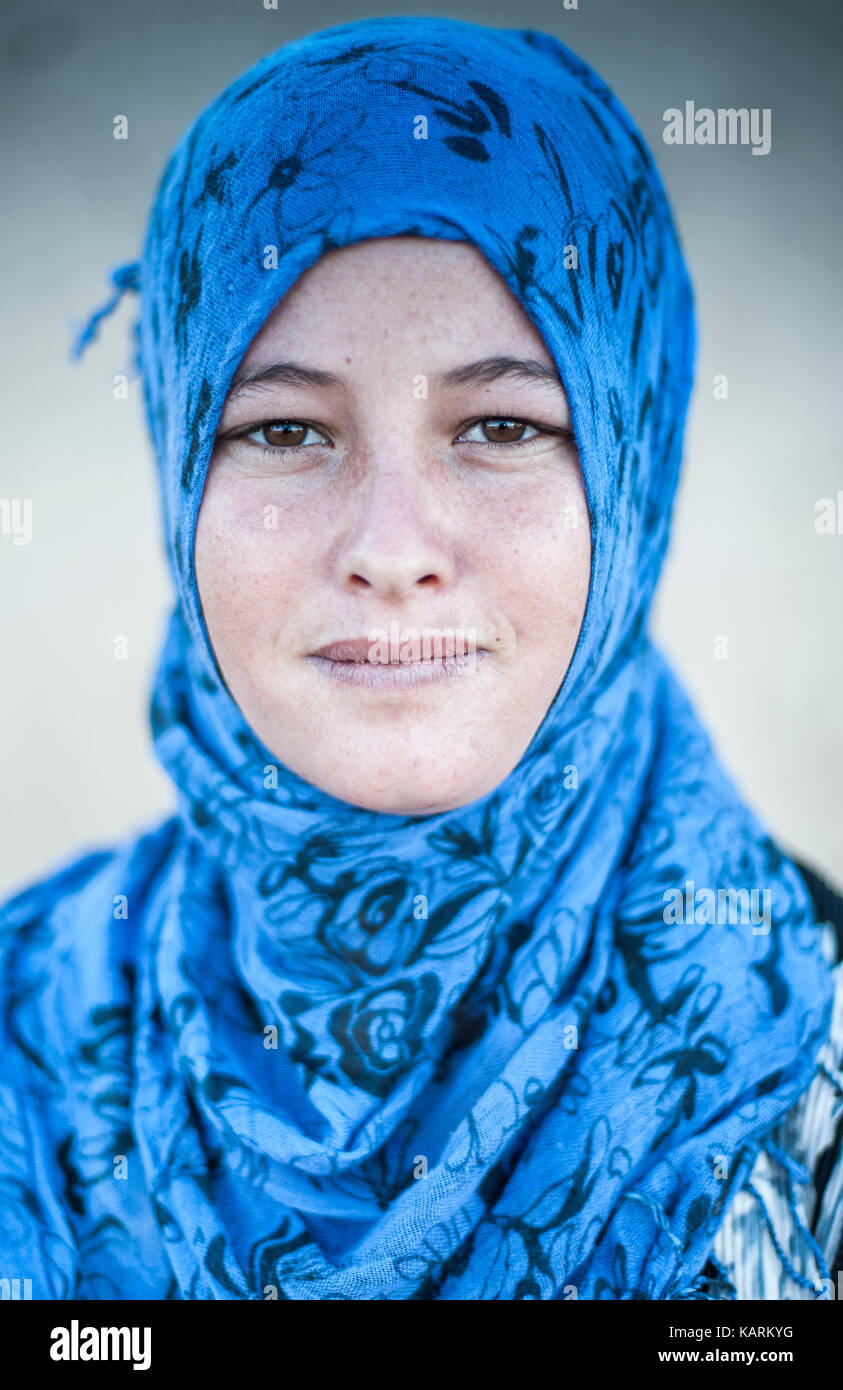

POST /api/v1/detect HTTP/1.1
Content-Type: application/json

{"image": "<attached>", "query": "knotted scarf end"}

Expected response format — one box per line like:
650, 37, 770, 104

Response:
70, 260, 142, 366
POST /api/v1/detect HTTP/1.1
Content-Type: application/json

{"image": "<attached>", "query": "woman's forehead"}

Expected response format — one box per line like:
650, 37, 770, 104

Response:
236, 236, 555, 368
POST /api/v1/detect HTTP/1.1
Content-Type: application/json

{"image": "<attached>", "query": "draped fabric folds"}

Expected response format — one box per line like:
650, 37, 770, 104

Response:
0, 16, 834, 1300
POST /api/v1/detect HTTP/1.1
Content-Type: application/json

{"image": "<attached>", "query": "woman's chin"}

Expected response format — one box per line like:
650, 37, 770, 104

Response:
280, 749, 504, 818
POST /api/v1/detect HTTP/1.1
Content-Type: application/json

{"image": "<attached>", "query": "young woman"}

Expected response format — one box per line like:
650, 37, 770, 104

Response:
1, 16, 841, 1301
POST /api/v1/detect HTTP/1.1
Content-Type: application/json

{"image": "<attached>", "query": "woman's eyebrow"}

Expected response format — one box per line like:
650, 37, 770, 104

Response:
226, 355, 563, 399
227, 361, 344, 396
436, 356, 564, 389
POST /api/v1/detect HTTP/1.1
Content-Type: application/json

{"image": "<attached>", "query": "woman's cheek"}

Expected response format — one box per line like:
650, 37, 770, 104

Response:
196, 483, 291, 659
484, 482, 589, 627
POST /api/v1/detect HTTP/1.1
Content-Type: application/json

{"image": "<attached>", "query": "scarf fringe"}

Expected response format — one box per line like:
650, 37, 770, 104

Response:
742, 1132, 832, 1298
70, 260, 141, 364
676, 1125, 833, 1301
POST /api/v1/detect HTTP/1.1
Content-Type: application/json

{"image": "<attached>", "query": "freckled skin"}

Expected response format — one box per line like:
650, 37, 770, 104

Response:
195, 237, 591, 815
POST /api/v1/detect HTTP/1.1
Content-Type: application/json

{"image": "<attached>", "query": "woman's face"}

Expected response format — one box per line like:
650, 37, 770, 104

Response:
195, 236, 590, 816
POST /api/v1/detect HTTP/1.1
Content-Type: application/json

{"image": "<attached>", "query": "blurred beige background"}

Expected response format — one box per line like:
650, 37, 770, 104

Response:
1, 0, 841, 898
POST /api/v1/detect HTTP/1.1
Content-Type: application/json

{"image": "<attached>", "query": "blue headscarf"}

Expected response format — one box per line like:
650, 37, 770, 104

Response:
0, 16, 834, 1300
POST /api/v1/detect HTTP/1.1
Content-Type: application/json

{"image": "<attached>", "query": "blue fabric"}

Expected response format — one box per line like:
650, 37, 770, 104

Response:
0, 16, 834, 1301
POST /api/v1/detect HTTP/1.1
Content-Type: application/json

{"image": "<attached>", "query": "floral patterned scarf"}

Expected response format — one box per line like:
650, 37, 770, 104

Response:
0, 16, 834, 1300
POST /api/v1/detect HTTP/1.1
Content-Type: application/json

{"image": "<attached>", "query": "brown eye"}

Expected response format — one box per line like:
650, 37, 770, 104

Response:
481, 418, 530, 443
457, 418, 542, 447
261, 421, 309, 447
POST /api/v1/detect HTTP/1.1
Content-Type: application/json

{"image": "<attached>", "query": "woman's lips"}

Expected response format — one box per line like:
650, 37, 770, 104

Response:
306, 639, 488, 689
312, 637, 393, 662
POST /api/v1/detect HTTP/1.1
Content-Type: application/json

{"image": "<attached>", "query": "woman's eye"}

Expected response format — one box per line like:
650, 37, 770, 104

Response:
228, 416, 560, 458
458, 418, 541, 446
244, 421, 328, 449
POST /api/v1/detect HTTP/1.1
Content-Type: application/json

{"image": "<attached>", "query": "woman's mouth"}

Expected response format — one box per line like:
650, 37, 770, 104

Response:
306, 634, 488, 689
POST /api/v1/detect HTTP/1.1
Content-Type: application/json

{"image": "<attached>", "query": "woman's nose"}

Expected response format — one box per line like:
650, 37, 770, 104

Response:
335, 458, 456, 598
